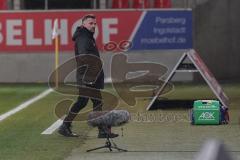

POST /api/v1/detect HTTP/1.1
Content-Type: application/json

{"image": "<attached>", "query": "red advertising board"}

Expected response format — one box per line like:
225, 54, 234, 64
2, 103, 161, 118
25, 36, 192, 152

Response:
0, 0, 7, 10
187, 50, 229, 108
146, 49, 229, 110
0, 11, 141, 53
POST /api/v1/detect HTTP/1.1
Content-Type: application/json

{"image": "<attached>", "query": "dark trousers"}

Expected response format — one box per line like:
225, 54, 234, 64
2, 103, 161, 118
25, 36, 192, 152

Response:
63, 88, 103, 127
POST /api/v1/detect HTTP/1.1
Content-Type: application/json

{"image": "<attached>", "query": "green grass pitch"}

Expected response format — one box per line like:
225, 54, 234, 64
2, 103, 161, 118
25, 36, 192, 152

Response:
0, 83, 239, 160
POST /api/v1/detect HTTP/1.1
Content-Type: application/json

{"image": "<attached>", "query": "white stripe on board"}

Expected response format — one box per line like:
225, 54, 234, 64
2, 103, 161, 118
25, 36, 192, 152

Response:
0, 88, 53, 122
129, 11, 147, 42
41, 119, 63, 135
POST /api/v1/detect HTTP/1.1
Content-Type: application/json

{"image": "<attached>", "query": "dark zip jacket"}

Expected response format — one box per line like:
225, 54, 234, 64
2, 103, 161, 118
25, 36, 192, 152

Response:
72, 26, 104, 89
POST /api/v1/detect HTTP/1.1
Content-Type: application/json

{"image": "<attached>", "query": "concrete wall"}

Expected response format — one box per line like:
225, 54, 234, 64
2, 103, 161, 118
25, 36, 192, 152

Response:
193, 0, 240, 81
0, 50, 193, 83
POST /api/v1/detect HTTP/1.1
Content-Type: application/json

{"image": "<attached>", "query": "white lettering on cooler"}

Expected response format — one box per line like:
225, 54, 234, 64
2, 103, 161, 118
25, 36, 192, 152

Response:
199, 112, 215, 120
6, 19, 22, 46
102, 18, 118, 43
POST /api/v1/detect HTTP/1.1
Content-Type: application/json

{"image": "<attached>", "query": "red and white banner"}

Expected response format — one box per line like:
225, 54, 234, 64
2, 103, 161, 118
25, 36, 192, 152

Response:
0, 11, 142, 53
0, 0, 7, 10
187, 50, 229, 108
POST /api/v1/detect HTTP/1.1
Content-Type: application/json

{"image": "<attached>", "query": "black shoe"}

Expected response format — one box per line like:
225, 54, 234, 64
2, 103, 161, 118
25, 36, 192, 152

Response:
98, 132, 119, 139
58, 124, 79, 137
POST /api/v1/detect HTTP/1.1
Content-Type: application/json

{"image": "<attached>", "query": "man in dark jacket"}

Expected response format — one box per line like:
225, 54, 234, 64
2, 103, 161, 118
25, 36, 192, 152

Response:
58, 14, 118, 138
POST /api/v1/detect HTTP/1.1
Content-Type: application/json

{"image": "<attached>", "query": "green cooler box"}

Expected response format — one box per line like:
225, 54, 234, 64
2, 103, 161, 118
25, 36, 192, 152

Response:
192, 100, 220, 125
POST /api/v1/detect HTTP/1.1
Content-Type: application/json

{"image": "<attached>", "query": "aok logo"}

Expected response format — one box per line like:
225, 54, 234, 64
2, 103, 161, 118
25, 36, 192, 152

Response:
198, 112, 215, 120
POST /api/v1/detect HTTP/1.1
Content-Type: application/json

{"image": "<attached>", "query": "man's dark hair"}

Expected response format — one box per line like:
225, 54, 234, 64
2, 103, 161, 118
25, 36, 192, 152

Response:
82, 14, 96, 23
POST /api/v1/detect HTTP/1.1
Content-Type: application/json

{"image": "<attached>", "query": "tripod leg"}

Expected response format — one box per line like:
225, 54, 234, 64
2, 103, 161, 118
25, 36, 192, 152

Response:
87, 145, 109, 152
111, 146, 128, 152
109, 138, 127, 152
87, 139, 112, 152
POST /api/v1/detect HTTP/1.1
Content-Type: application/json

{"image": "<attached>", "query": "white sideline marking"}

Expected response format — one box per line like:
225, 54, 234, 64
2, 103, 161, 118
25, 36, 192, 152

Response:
0, 88, 53, 122
41, 119, 63, 135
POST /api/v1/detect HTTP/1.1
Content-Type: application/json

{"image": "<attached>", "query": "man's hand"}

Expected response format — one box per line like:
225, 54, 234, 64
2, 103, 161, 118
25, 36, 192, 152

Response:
83, 80, 95, 86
